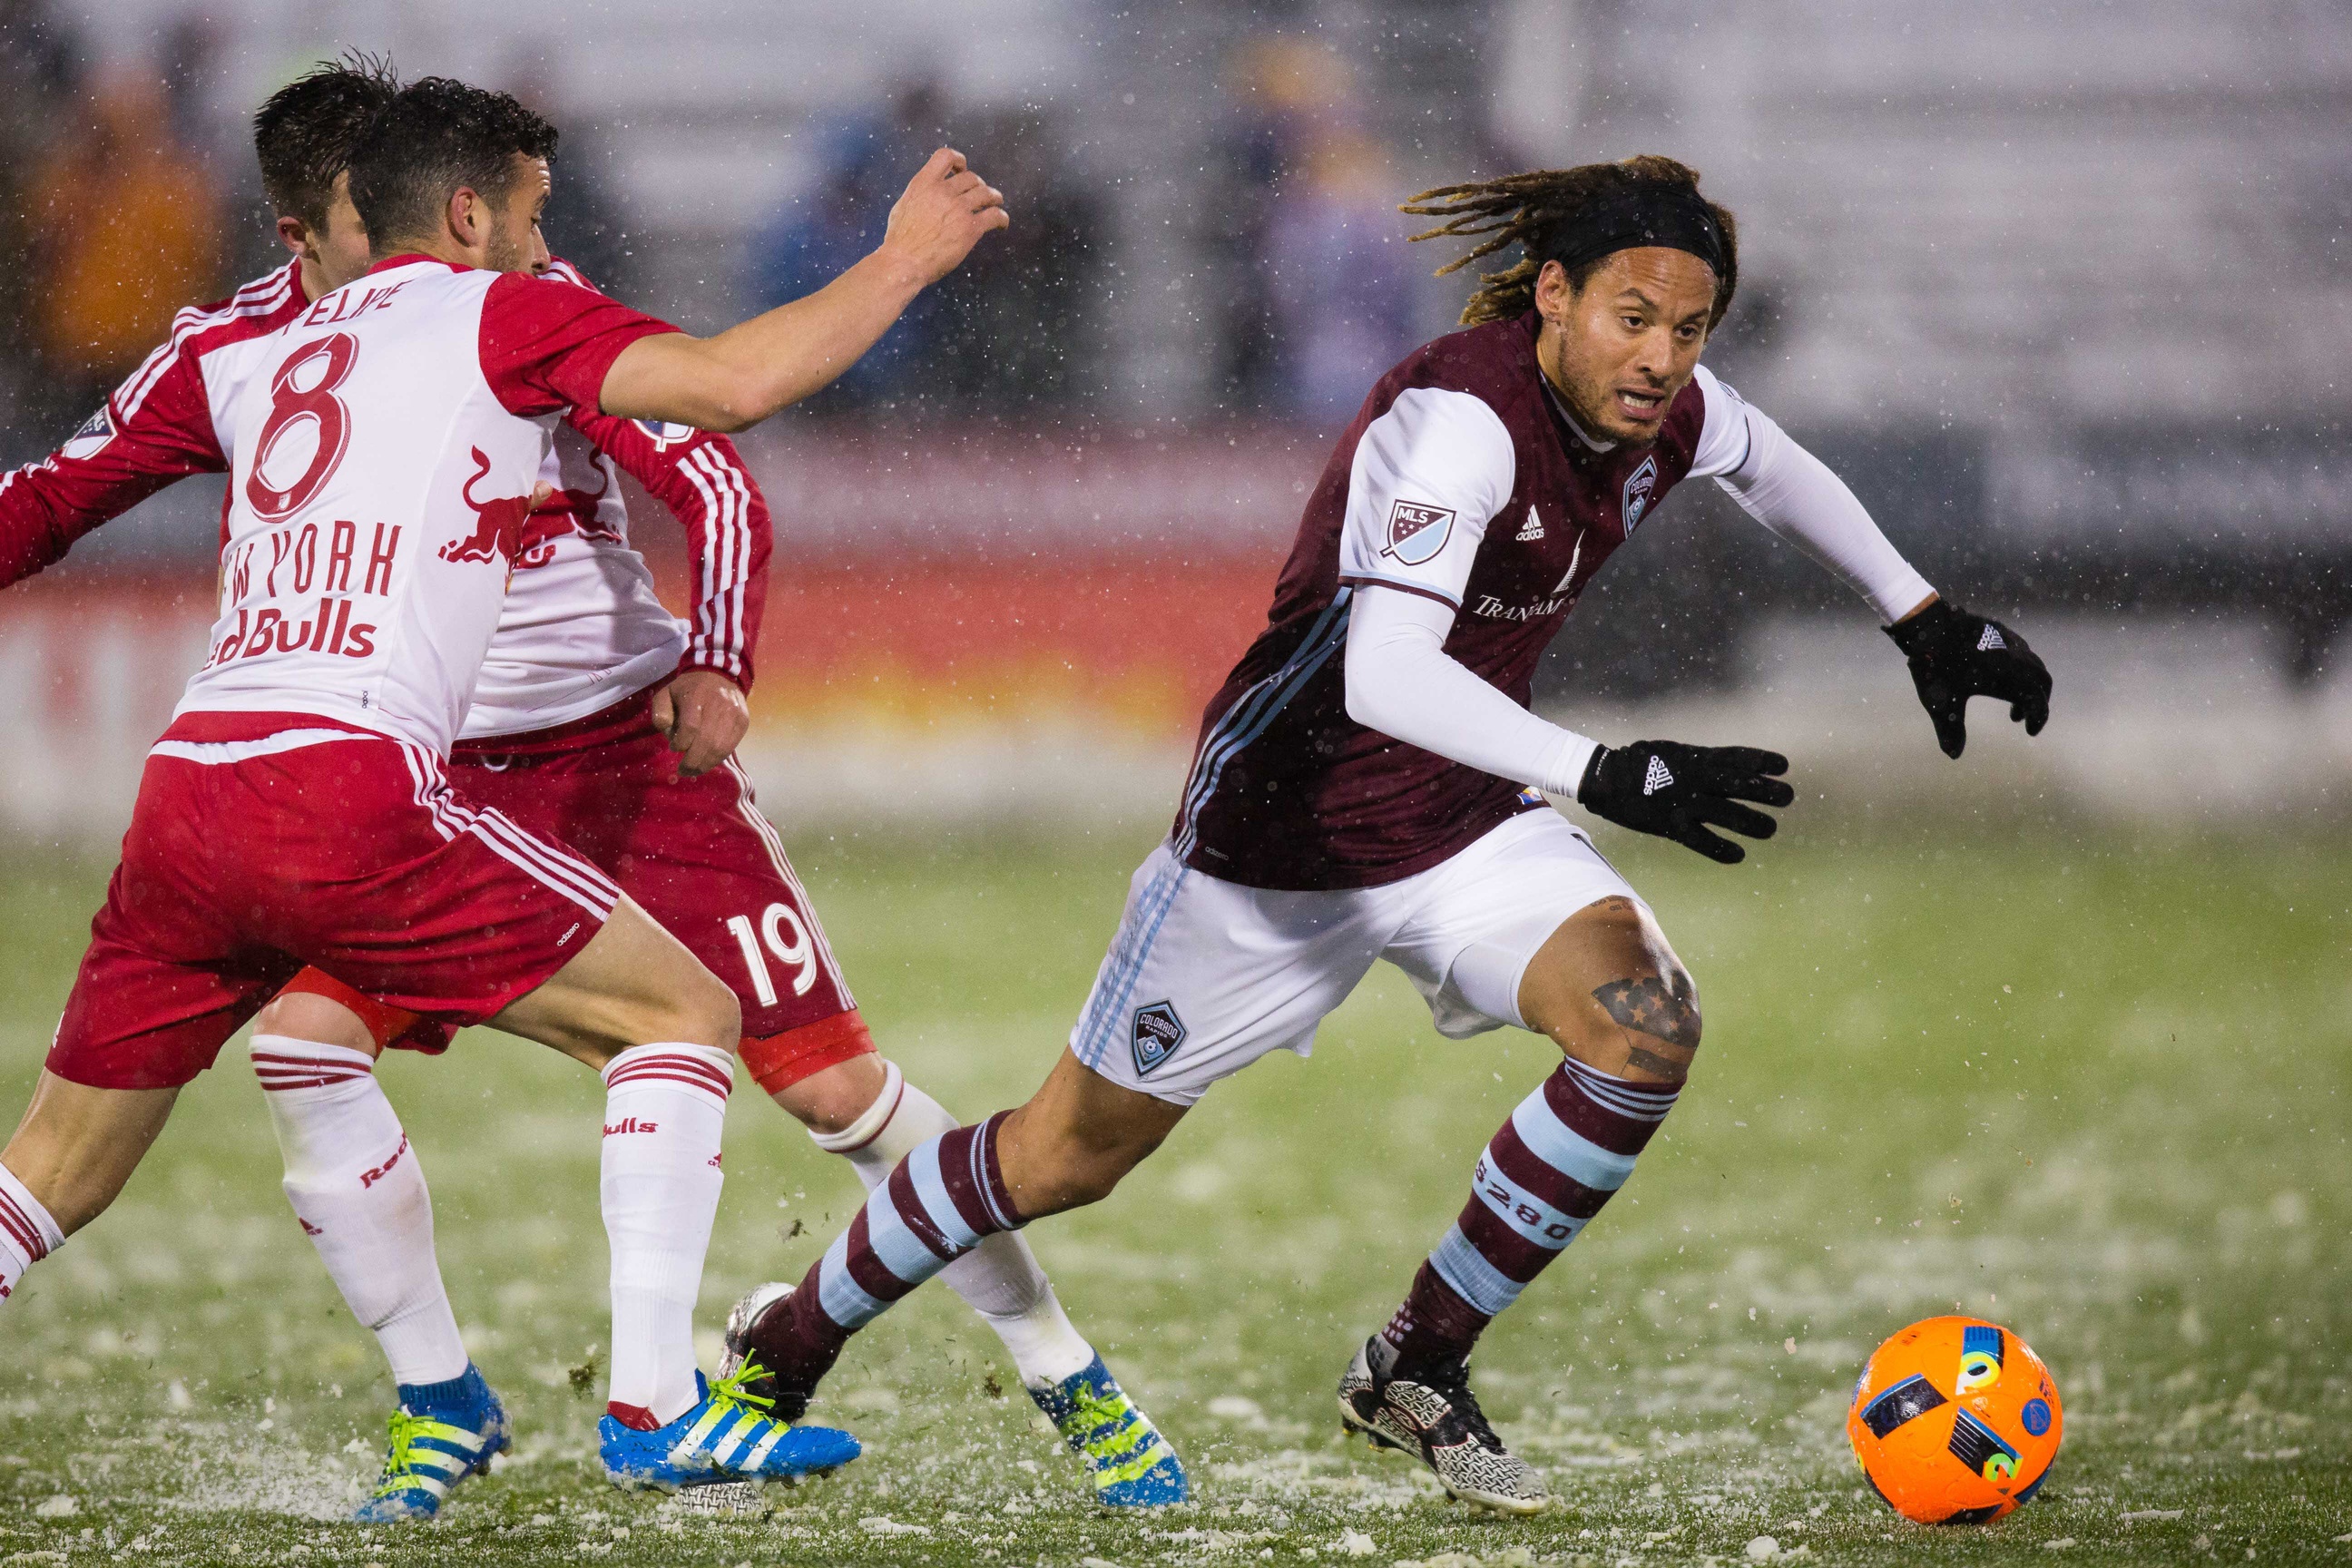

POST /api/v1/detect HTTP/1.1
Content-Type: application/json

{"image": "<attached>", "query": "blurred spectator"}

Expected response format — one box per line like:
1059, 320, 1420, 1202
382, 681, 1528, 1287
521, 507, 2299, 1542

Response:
747, 82, 1102, 416
748, 83, 948, 411
24, 67, 221, 422
0, 0, 75, 436
1260, 122, 1417, 422
922, 104, 1104, 413
1212, 38, 1417, 424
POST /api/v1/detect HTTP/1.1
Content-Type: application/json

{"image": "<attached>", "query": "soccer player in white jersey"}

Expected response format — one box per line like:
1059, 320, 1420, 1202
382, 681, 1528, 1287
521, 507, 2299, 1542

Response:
0, 59, 1181, 1518
0, 75, 1013, 1502
720, 156, 2056, 1514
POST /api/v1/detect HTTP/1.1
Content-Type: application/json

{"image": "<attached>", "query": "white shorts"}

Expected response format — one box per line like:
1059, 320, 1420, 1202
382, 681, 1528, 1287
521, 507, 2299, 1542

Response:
1068, 809, 1640, 1106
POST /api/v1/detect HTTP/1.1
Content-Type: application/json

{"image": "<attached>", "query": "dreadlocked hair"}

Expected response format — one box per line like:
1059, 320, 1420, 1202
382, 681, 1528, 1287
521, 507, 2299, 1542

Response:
1401, 155, 1738, 328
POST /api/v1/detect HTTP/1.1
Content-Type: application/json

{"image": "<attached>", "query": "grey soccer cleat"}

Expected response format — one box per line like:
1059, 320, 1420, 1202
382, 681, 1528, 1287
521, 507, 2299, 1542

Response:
1338, 1335, 1548, 1515
718, 1280, 802, 1416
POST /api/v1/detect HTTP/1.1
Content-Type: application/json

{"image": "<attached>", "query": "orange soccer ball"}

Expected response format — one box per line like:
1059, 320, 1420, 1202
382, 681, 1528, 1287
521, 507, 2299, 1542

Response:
1846, 1316, 2063, 1524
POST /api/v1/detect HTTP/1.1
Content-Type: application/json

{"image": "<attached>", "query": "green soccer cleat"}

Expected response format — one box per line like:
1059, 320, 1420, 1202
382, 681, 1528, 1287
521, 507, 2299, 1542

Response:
1028, 1355, 1189, 1506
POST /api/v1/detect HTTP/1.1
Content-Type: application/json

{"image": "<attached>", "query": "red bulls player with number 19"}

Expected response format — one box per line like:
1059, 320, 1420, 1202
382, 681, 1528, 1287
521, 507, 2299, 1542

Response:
0, 61, 1176, 1518
0, 76, 1007, 1500
723, 156, 2056, 1514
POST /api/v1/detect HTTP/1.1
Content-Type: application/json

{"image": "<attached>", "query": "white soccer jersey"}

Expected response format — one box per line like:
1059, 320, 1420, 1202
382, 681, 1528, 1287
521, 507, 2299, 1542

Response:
465, 417, 686, 737
175, 255, 675, 755
0, 256, 770, 742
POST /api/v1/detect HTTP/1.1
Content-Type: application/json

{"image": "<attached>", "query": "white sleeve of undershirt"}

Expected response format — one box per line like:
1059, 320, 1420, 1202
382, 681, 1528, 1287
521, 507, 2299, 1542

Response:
1342, 583, 1602, 799
1689, 364, 1937, 624
1335, 386, 1518, 608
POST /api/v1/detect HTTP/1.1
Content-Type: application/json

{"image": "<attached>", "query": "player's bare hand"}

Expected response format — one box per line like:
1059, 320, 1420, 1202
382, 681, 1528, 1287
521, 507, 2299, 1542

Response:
879, 147, 1009, 288
651, 669, 750, 777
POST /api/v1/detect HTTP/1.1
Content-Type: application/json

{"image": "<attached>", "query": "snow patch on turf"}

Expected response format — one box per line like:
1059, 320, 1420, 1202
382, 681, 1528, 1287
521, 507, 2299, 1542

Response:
153, 1420, 364, 1519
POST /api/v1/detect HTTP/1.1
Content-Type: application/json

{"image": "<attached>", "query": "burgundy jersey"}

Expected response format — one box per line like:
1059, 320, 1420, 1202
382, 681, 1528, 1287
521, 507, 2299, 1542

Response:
1174, 311, 1746, 891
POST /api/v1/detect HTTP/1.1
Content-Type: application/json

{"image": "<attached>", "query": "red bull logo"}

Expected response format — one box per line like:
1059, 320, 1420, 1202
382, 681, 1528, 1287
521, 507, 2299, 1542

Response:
440, 447, 557, 565
523, 456, 624, 564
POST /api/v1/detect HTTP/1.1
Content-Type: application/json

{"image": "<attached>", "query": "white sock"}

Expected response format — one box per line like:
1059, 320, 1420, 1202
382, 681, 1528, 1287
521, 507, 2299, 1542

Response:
251, 1035, 469, 1387
600, 1043, 732, 1427
0, 1159, 64, 1306
811, 1060, 1096, 1387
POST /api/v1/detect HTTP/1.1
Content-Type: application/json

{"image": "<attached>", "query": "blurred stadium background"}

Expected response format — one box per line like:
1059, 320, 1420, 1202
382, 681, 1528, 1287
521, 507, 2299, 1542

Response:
1, 6, 2348, 1562
0, 0, 2347, 841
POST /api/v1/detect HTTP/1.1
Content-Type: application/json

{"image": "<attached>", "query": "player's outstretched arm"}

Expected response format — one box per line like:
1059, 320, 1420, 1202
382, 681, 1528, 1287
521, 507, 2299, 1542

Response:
1698, 369, 2053, 757
1884, 597, 2053, 758
597, 148, 1007, 432
1342, 585, 1793, 862
0, 353, 228, 592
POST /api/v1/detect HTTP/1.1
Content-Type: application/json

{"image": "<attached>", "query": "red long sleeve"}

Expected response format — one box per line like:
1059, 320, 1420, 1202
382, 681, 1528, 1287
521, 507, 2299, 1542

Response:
568, 409, 771, 690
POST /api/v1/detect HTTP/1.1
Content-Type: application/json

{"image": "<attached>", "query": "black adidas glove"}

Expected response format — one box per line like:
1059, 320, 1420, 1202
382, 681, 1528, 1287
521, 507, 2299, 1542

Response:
1577, 740, 1794, 865
1885, 599, 2053, 759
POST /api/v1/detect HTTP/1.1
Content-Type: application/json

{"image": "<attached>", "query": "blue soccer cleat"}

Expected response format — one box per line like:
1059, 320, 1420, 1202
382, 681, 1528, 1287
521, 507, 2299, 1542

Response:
352, 1363, 512, 1523
599, 1364, 860, 1493
1029, 1355, 1189, 1506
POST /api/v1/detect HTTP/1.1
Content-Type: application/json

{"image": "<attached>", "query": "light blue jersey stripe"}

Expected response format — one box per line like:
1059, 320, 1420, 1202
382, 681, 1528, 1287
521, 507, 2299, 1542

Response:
1171, 589, 1354, 858
817, 1230, 887, 1328
1510, 1099, 1639, 1192
906, 1139, 982, 1252
1430, 1223, 1524, 1317
1470, 1155, 1590, 1250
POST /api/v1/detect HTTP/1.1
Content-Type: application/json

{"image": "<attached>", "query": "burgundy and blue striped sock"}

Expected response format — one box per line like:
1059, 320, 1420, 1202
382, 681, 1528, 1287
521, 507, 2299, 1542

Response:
763, 1111, 1024, 1396
1383, 1057, 1681, 1375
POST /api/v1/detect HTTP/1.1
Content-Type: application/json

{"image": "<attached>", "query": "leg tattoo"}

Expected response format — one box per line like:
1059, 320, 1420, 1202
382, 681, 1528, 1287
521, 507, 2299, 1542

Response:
1591, 974, 1700, 1079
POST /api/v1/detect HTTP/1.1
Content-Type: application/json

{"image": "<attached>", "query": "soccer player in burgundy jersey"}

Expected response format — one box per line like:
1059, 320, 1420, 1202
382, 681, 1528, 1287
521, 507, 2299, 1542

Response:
0, 60, 1180, 1515
721, 156, 2054, 1513
0, 75, 1018, 1505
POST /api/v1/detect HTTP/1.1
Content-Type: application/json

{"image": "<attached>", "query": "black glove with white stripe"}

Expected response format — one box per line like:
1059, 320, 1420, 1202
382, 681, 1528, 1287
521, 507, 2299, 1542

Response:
1885, 599, 2053, 759
1577, 740, 1794, 865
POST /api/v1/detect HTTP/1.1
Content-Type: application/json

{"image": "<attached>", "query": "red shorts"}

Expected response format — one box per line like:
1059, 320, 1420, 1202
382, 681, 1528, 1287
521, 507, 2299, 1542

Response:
48, 714, 616, 1091
276, 683, 868, 1090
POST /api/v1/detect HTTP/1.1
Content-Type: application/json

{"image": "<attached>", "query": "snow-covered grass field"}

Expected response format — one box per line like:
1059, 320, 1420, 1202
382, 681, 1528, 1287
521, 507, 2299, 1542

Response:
0, 823, 2344, 1565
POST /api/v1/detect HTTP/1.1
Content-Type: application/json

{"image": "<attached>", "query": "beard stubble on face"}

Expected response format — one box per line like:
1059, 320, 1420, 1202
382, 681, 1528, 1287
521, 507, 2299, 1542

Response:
483, 209, 529, 274
1535, 250, 1718, 450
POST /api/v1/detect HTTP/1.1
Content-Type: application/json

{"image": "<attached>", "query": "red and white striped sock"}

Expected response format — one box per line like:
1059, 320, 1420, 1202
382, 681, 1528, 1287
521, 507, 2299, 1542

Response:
251, 1035, 469, 1387
600, 1043, 733, 1429
0, 1159, 63, 1305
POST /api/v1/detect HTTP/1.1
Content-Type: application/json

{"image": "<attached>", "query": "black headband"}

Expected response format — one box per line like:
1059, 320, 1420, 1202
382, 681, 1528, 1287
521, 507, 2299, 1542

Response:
1543, 184, 1727, 279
